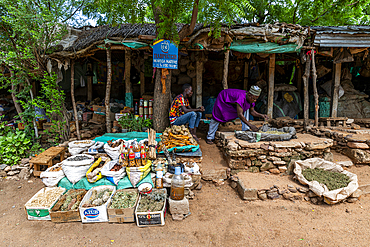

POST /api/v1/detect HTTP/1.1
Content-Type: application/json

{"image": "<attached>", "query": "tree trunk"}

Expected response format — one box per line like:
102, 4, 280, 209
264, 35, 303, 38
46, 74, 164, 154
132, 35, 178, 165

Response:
153, 69, 171, 132
71, 60, 81, 140
10, 83, 23, 123
311, 49, 319, 127
302, 54, 311, 128
331, 63, 341, 118
125, 50, 132, 107
222, 49, 230, 89
25, 77, 38, 138
267, 54, 275, 119
106, 49, 112, 133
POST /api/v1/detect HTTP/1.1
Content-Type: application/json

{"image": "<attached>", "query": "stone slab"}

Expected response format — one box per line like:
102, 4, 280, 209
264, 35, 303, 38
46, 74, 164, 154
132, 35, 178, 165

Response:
359, 184, 370, 194
347, 142, 370, 149
201, 168, 228, 181
168, 198, 190, 215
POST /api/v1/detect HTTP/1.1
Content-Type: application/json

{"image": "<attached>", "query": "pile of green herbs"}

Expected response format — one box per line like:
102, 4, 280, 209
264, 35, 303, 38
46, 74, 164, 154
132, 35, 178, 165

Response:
302, 168, 350, 191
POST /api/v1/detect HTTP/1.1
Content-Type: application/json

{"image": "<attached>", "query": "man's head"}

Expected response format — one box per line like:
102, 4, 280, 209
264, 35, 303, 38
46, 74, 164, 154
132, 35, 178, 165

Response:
182, 84, 193, 98
247, 85, 261, 103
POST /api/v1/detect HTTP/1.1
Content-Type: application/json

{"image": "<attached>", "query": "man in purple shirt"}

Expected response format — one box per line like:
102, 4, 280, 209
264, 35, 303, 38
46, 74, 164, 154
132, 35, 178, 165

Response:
206, 86, 268, 144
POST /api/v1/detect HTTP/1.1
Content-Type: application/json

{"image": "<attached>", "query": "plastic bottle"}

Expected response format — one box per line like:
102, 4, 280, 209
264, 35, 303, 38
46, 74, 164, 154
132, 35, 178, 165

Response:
133, 144, 141, 166
170, 167, 185, 200
122, 147, 129, 166
139, 98, 144, 117
140, 145, 147, 166
144, 100, 148, 119
128, 146, 136, 167
156, 164, 163, 189
134, 101, 139, 115
148, 99, 153, 119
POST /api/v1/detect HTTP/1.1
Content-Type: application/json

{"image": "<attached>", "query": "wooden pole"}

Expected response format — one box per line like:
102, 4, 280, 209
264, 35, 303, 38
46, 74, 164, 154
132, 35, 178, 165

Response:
331, 63, 342, 118
71, 60, 81, 140
87, 76, 92, 101
222, 49, 230, 89
140, 71, 145, 96
244, 61, 249, 91
302, 54, 311, 128
153, 69, 172, 131
267, 53, 275, 119
196, 60, 203, 108
312, 49, 319, 127
125, 50, 132, 107
105, 49, 112, 133
297, 64, 302, 94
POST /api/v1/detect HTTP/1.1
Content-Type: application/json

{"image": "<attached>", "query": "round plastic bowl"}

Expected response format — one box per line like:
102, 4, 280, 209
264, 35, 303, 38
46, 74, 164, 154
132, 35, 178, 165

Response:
138, 182, 153, 194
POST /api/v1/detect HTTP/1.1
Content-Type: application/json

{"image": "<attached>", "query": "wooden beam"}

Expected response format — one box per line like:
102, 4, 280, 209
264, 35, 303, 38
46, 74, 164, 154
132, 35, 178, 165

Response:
222, 49, 230, 89
297, 63, 302, 94
125, 50, 132, 107
105, 49, 112, 133
139, 35, 156, 40
331, 63, 342, 118
87, 76, 92, 101
312, 49, 319, 127
140, 71, 145, 96
302, 54, 311, 128
244, 61, 249, 91
71, 60, 81, 140
196, 60, 203, 108
267, 53, 275, 119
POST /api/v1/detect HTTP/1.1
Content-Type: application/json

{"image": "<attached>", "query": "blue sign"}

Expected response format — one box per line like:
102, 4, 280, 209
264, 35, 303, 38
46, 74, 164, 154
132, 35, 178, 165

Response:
153, 39, 178, 69
84, 208, 99, 218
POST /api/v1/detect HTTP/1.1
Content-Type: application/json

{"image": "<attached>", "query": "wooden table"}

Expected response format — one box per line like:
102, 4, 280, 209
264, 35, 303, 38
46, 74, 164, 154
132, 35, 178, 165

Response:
30, 146, 66, 177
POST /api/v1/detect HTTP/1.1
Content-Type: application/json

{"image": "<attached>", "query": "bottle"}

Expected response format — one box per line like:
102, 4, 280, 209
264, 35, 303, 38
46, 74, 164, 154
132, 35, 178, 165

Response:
128, 146, 136, 167
134, 101, 139, 115
149, 100, 153, 119
144, 100, 148, 119
140, 145, 147, 166
122, 147, 129, 166
139, 98, 144, 117
133, 144, 141, 166
156, 164, 164, 189
170, 167, 185, 200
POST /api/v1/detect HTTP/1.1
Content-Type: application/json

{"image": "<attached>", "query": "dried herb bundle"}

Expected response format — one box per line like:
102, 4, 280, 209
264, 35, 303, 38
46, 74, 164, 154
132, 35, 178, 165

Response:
302, 168, 350, 191
109, 191, 138, 209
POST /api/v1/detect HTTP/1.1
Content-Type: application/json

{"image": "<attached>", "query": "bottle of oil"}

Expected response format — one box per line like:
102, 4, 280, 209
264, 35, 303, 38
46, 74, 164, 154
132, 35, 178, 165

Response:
122, 147, 129, 166
128, 146, 136, 167
170, 167, 184, 200
133, 144, 141, 166
140, 145, 147, 166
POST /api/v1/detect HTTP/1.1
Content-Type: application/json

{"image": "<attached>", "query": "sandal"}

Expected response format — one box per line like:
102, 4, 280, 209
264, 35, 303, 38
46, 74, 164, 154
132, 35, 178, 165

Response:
206, 139, 214, 145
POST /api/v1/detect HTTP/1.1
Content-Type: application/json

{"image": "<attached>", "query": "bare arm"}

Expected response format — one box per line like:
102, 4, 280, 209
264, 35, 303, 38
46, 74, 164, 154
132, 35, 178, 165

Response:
250, 107, 268, 120
236, 104, 258, 132
181, 105, 204, 113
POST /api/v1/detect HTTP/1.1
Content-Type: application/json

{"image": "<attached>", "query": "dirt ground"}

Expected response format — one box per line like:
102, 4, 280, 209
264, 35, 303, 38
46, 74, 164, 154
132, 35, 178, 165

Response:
1, 130, 370, 246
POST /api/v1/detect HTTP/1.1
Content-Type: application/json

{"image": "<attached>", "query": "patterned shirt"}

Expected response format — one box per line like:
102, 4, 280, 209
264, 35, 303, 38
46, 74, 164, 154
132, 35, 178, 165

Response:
169, 94, 189, 124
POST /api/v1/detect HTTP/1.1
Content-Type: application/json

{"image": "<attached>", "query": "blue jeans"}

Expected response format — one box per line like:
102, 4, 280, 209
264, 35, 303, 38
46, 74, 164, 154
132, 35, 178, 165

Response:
172, 111, 202, 129
207, 110, 250, 140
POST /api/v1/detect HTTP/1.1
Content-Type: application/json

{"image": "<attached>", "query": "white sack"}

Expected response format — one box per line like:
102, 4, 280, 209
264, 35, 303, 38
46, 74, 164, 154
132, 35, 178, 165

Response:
68, 140, 95, 155
294, 158, 358, 204
62, 154, 95, 184
101, 160, 126, 185
104, 139, 124, 160
40, 163, 65, 187
321, 80, 344, 99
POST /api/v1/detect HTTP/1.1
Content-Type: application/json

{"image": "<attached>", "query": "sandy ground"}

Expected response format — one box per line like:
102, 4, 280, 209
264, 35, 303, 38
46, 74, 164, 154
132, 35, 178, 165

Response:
1, 129, 370, 247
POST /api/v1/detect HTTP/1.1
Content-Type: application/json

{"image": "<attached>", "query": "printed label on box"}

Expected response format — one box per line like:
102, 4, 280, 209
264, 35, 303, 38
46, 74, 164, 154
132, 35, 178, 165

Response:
84, 208, 99, 218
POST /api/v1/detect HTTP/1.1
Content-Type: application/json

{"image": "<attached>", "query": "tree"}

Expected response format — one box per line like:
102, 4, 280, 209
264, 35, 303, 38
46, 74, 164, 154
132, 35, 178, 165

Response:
84, 0, 253, 131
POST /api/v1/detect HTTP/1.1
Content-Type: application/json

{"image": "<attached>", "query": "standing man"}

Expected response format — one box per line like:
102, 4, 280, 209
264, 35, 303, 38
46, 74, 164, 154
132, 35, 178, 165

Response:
169, 84, 204, 142
206, 86, 268, 144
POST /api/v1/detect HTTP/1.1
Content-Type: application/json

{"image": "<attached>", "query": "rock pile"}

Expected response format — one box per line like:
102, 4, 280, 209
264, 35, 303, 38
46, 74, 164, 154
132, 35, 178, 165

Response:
0, 158, 33, 180
216, 131, 334, 174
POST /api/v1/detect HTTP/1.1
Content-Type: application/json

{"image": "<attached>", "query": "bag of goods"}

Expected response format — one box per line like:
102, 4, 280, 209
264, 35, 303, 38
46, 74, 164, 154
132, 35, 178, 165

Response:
126, 160, 152, 187
157, 125, 198, 153
25, 187, 66, 220
294, 158, 358, 204
40, 163, 65, 187
52, 189, 87, 212
109, 190, 138, 209
86, 157, 111, 183
62, 154, 95, 184
101, 160, 126, 185
68, 140, 95, 155
163, 172, 193, 188
87, 141, 104, 154
104, 139, 124, 160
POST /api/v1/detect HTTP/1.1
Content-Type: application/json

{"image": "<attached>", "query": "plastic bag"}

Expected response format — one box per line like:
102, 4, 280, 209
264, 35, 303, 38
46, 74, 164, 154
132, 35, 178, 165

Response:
104, 139, 124, 160
62, 154, 95, 167
101, 160, 126, 185
163, 173, 193, 188
294, 158, 358, 204
68, 140, 95, 155
86, 157, 110, 183
87, 141, 105, 154
62, 154, 95, 184
40, 163, 65, 187
320, 80, 344, 99
235, 126, 296, 143
126, 160, 151, 187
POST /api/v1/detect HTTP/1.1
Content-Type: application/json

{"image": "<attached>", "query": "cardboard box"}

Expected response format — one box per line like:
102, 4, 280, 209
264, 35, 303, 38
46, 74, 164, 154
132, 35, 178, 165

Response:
79, 185, 116, 223
135, 189, 167, 227
49, 189, 87, 223
92, 105, 104, 112
25, 187, 66, 221
108, 189, 139, 223
91, 113, 105, 123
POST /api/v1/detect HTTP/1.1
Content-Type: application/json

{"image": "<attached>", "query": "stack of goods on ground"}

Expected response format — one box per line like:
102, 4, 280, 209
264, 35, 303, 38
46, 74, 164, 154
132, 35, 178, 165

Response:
216, 130, 334, 174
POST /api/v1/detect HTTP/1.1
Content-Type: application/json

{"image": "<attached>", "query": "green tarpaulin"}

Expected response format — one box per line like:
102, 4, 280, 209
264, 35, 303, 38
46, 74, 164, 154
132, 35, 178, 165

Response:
230, 40, 300, 54
104, 39, 149, 49
58, 173, 153, 191
93, 132, 161, 144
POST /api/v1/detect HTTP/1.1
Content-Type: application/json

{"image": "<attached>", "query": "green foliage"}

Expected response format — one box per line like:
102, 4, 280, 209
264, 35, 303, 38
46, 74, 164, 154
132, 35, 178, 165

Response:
143, 118, 153, 128
118, 115, 132, 129
0, 122, 43, 165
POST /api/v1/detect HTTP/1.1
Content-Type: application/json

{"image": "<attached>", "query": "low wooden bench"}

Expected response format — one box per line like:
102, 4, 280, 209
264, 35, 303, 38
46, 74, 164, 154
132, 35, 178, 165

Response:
30, 146, 66, 177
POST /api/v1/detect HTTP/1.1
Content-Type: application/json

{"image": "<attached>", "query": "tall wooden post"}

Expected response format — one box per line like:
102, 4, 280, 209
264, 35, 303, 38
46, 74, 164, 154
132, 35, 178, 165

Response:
267, 54, 275, 119
302, 54, 311, 128
71, 60, 81, 140
222, 49, 230, 89
297, 64, 302, 94
331, 63, 342, 118
125, 50, 132, 107
105, 49, 112, 133
244, 61, 249, 91
312, 49, 319, 126
87, 76, 92, 101
140, 71, 145, 96
196, 60, 203, 108
192, 77, 196, 106
153, 69, 172, 131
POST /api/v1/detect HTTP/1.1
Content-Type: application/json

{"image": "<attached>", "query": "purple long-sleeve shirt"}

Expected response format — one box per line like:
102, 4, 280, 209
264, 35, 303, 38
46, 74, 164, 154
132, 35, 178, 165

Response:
212, 89, 255, 123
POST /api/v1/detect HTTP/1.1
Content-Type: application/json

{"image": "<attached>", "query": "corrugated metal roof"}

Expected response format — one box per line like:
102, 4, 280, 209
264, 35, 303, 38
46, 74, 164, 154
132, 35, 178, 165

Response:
312, 26, 370, 47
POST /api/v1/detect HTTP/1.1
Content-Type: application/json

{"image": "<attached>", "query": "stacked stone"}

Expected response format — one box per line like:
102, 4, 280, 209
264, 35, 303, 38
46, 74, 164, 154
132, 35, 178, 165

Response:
0, 158, 33, 180
216, 132, 334, 174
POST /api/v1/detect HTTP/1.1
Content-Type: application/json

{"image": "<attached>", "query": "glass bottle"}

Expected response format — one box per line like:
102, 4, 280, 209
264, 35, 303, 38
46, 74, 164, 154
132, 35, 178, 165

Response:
139, 98, 144, 117
170, 167, 185, 200
156, 164, 164, 189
